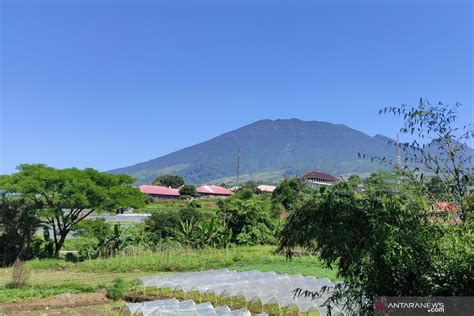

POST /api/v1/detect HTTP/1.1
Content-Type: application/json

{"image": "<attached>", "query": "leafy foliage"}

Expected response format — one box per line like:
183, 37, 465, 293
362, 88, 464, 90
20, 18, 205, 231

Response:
144, 207, 213, 243
179, 184, 197, 197
280, 179, 473, 313
0, 164, 145, 257
106, 277, 130, 300
218, 197, 274, 245
152, 174, 185, 188
379, 99, 474, 220
272, 178, 305, 210
0, 194, 42, 266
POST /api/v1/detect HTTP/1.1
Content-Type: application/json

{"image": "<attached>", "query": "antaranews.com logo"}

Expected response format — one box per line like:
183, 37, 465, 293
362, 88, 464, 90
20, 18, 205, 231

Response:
374, 297, 473, 315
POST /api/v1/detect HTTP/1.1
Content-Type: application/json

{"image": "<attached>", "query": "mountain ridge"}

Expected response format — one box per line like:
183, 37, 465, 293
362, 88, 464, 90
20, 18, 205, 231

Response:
110, 119, 402, 184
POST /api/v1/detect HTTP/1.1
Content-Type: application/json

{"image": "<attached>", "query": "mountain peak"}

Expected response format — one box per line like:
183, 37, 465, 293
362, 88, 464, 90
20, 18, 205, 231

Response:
111, 119, 395, 184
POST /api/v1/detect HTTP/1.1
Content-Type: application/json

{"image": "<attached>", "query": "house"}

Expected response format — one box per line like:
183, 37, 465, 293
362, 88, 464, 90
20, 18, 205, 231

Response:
197, 185, 233, 198
429, 202, 461, 224
257, 184, 276, 194
301, 171, 339, 186
430, 202, 460, 214
139, 185, 180, 199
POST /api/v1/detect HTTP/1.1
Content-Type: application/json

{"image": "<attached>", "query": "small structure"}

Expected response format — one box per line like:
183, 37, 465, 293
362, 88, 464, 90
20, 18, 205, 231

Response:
301, 171, 338, 186
139, 185, 180, 199
430, 202, 460, 214
197, 185, 233, 198
257, 184, 276, 194
429, 202, 461, 224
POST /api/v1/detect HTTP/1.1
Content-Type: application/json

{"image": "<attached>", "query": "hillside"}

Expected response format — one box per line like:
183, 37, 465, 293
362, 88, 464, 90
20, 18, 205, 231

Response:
110, 119, 403, 184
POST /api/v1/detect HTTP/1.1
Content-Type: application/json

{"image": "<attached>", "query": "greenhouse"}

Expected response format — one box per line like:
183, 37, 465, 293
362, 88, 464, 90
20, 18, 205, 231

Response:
124, 298, 253, 316
137, 269, 351, 315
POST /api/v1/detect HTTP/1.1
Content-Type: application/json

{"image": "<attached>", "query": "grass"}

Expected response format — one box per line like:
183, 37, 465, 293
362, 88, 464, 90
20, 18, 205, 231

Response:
0, 246, 337, 303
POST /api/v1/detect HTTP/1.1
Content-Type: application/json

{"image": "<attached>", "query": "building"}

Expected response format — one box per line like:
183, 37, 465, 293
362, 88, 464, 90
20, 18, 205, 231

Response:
197, 185, 233, 198
139, 185, 180, 199
301, 171, 339, 186
430, 202, 460, 214
257, 184, 276, 194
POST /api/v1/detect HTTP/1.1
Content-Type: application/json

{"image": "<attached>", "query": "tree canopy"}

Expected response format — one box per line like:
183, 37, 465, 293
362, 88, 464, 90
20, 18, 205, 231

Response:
152, 174, 185, 188
0, 164, 145, 257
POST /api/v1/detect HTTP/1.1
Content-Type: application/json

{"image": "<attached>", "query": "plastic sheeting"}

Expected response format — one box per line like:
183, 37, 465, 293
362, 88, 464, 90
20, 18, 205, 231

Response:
124, 298, 251, 316
137, 269, 350, 315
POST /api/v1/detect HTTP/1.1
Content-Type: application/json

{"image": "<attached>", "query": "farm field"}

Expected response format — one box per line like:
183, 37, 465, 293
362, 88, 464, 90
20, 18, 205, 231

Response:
0, 246, 337, 306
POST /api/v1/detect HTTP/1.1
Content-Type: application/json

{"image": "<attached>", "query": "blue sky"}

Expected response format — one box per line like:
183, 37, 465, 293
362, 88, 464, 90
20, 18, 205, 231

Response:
1, 0, 472, 174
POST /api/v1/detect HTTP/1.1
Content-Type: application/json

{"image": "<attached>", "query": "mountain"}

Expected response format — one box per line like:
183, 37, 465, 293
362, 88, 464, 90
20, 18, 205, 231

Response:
110, 119, 403, 184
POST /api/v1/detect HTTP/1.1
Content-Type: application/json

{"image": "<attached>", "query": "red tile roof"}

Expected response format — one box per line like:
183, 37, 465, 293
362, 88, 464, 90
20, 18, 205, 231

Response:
302, 171, 339, 181
139, 185, 180, 196
431, 202, 460, 213
197, 185, 233, 196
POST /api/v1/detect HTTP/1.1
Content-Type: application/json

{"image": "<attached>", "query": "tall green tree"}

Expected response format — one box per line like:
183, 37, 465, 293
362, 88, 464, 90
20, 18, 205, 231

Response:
179, 184, 197, 197
152, 174, 185, 188
0, 164, 144, 257
0, 194, 42, 265
280, 182, 473, 312
380, 99, 474, 220
272, 178, 305, 210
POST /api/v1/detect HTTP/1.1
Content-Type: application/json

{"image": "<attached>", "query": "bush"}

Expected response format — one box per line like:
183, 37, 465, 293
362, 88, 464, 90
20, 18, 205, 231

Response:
179, 185, 197, 197
189, 200, 202, 208
106, 277, 129, 300
279, 182, 473, 312
218, 196, 274, 245
10, 260, 30, 288
145, 207, 213, 242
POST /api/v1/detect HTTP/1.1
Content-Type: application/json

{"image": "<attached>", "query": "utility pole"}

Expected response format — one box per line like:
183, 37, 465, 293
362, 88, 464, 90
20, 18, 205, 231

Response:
236, 147, 240, 185
396, 133, 401, 173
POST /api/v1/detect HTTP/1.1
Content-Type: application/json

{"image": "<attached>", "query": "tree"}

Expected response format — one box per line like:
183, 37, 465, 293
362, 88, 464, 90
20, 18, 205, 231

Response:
379, 99, 474, 220
346, 174, 361, 189
272, 178, 305, 210
152, 174, 185, 188
179, 184, 197, 197
0, 164, 145, 257
280, 182, 473, 312
218, 197, 273, 245
0, 194, 42, 266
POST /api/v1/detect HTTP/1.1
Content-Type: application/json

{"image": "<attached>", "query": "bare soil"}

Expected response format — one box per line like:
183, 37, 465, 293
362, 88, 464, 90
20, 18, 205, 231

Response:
0, 290, 121, 316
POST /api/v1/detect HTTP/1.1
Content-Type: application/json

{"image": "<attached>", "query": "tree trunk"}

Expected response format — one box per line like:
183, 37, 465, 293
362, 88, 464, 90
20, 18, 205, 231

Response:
53, 230, 69, 258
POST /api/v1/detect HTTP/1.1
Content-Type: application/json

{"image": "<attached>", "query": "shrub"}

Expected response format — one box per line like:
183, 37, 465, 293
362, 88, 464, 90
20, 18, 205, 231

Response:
10, 260, 30, 288
106, 277, 129, 300
179, 185, 197, 197
280, 181, 473, 312
189, 200, 202, 208
218, 197, 274, 245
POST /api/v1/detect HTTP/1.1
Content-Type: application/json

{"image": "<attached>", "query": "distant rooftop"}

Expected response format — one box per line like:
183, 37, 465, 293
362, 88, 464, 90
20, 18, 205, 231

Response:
197, 185, 233, 196
139, 185, 180, 196
302, 171, 338, 182
257, 184, 276, 193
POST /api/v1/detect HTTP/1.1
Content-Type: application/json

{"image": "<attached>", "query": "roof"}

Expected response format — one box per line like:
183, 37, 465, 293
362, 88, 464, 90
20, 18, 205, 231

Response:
257, 185, 276, 193
139, 185, 180, 196
197, 185, 233, 196
431, 202, 460, 213
302, 171, 339, 181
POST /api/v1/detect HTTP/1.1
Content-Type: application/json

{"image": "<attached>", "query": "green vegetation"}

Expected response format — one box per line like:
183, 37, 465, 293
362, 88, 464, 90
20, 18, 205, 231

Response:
0, 164, 145, 260
106, 277, 130, 300
0, 246, 337, 302
179, 184, 198, 197
152, 174, 185, 188
280, 100, 474, 313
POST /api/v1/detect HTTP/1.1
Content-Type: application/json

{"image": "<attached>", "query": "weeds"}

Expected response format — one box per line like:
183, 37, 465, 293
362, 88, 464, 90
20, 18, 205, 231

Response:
10, 260, 30, 288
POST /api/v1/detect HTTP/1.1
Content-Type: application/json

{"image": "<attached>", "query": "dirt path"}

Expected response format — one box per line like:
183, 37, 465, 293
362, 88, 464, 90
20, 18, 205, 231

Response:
0, 291, 122, 316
